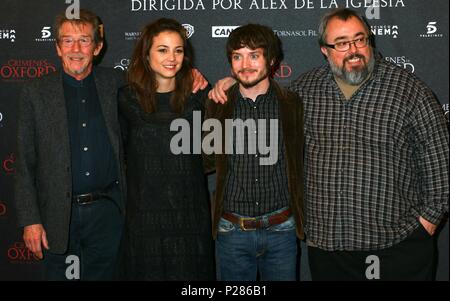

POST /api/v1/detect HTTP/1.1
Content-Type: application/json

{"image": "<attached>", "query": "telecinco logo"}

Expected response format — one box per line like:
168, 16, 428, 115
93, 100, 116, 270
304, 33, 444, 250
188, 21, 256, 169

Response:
371, 25, 399, 38
182, 24, 194, 39
420, 22, 444, 38
7, 242, 40, 262
2, 153, 16, 175
0, 201, 6, 217
0, 29, 16, 42
35, 26, 56, 42
212, 26, 239, 38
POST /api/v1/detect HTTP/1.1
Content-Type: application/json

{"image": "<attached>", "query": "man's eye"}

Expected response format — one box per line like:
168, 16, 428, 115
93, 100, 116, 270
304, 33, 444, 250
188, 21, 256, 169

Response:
336, 41, 348, 47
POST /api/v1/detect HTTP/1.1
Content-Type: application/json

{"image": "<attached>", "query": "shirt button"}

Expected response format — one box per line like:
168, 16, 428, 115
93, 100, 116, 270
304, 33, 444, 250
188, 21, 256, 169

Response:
255, 154, 258, 158
255, 178, 258, 182
82, 123, 87, 127
254, 130, 257, 134
83, 147, 88, 151
254, 106, 257, 109
81, 99, 86, 103
85, 172, 90, 176
256, 202, 259, 206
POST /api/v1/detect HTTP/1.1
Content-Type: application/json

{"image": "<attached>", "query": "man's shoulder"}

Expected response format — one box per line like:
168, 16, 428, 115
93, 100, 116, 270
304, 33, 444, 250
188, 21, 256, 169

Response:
289, 65, 329, 90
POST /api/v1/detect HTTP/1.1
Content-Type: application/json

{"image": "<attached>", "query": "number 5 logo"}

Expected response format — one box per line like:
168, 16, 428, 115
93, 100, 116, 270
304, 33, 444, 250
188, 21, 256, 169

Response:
426, 22, 437, 34
41, 26, 51, 39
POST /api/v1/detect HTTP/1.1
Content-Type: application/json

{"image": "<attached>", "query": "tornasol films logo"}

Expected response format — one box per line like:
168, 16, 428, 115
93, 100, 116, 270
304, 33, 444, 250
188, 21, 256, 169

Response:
35, 26, 56, 42
182, 24, 194, 39
371, 25, 399, 39
1, 59, 56, 82
0, 29, 16, 42
385, 56, 415, 73
2, 153, 16, 175
7, 242, 40, 263
419, 21, 444, 38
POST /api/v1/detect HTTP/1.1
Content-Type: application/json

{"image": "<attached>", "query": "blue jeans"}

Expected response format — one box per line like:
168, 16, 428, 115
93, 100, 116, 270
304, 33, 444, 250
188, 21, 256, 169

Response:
216, 208, 297, 281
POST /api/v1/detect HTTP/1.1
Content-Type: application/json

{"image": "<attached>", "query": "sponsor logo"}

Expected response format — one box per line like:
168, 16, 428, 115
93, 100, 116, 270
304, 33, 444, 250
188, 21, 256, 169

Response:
1, 59, 56, 82
419, 21, 444, 38
384, 56, 415, 73
124, 31, 141, 41
0, 201, 6, 217
0, 29, 16, 42
274, 29, 317, 38
7, 242, 40, 263
35, 26, 56, 42
275, 63, 293, 79
182, 24, 195, 38
2, 153, 16, 175
443, 104, 449, 123
212, 26, 239, 38
114, 58, 131, 71
371, 25, 399, 38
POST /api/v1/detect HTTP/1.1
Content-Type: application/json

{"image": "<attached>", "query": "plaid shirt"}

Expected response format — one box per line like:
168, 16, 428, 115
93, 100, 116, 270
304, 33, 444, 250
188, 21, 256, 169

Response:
224, 85, 290, 217
289, 58, 449, 251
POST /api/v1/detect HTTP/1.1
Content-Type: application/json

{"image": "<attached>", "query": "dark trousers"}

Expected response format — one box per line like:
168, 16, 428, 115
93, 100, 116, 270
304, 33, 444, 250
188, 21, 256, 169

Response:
43, 199, 124, 281
308, 225, 436, 281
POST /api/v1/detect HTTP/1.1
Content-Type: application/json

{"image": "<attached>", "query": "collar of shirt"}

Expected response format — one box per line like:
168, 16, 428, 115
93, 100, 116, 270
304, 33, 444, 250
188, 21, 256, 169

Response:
237, 82, 276, 106
63, 70, 95, 88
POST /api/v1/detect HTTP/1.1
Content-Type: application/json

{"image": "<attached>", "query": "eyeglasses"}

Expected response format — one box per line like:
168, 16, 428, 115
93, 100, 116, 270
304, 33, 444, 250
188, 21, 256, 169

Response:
59, 37, 94, 48
324, 37, 369, 52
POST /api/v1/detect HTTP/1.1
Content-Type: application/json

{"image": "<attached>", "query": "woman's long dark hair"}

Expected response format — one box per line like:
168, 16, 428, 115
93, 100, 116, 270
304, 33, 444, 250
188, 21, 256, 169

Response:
127, 18, 193, 113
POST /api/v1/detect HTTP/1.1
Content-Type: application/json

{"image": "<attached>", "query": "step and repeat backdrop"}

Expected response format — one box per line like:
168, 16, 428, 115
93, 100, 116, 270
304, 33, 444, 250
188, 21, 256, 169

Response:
0, 0, 448, 280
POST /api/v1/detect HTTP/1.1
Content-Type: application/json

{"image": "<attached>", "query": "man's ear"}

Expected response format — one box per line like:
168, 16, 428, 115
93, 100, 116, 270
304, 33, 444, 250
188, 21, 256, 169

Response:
320, 46, 329, 58
93, 41, 104, 56
56, 42, 62, 57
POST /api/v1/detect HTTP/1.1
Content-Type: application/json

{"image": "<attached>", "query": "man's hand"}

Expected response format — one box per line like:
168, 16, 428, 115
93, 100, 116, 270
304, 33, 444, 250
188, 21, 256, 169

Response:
23, 224, 49, 259
192, 68, 209, 93
208, 77, 236, 104
419, 216, 437, 236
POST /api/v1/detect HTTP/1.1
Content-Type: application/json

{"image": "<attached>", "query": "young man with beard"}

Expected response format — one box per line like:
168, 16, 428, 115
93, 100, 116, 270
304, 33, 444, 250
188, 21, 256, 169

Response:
209, 9, 448, 281
204, 24, 305, 281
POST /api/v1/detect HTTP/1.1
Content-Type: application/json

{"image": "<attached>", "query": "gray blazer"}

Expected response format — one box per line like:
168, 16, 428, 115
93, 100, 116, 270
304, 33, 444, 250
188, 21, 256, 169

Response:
14, 67, 126, 254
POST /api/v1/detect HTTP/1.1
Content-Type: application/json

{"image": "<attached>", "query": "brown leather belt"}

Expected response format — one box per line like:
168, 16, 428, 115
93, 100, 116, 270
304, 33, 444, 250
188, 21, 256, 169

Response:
222, 208, 292, 231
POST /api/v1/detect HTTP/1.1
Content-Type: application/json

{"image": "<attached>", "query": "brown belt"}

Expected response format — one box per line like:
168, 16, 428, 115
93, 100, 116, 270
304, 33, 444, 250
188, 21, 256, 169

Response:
222, 208, 292, 231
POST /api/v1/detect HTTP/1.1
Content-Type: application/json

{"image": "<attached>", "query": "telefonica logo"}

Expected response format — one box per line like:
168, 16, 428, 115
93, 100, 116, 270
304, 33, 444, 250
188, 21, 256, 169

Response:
212, 26, 239, 38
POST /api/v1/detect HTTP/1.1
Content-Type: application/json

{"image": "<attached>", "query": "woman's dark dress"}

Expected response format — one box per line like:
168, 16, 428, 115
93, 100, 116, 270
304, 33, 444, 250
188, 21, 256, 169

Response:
118, 87, 214, 281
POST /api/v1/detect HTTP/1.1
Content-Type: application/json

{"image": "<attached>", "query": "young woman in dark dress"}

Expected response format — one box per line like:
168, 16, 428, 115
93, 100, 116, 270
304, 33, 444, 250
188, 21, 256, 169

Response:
118, 18, 214, 280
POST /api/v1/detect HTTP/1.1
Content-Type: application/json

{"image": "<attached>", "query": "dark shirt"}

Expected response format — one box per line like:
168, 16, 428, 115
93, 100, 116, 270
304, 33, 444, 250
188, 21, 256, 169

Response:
63, 71, 118, 195
224, 84, 290, 217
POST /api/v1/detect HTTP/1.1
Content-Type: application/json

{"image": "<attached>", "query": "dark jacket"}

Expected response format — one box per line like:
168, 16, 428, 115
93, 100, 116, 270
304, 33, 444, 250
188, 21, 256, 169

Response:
14, 67, 126, 254
204, 80, 305, 240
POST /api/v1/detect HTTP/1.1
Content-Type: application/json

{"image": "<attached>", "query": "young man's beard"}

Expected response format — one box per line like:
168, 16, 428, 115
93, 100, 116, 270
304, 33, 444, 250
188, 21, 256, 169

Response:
329, 53, 375, 86
233, 68, 269, 88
